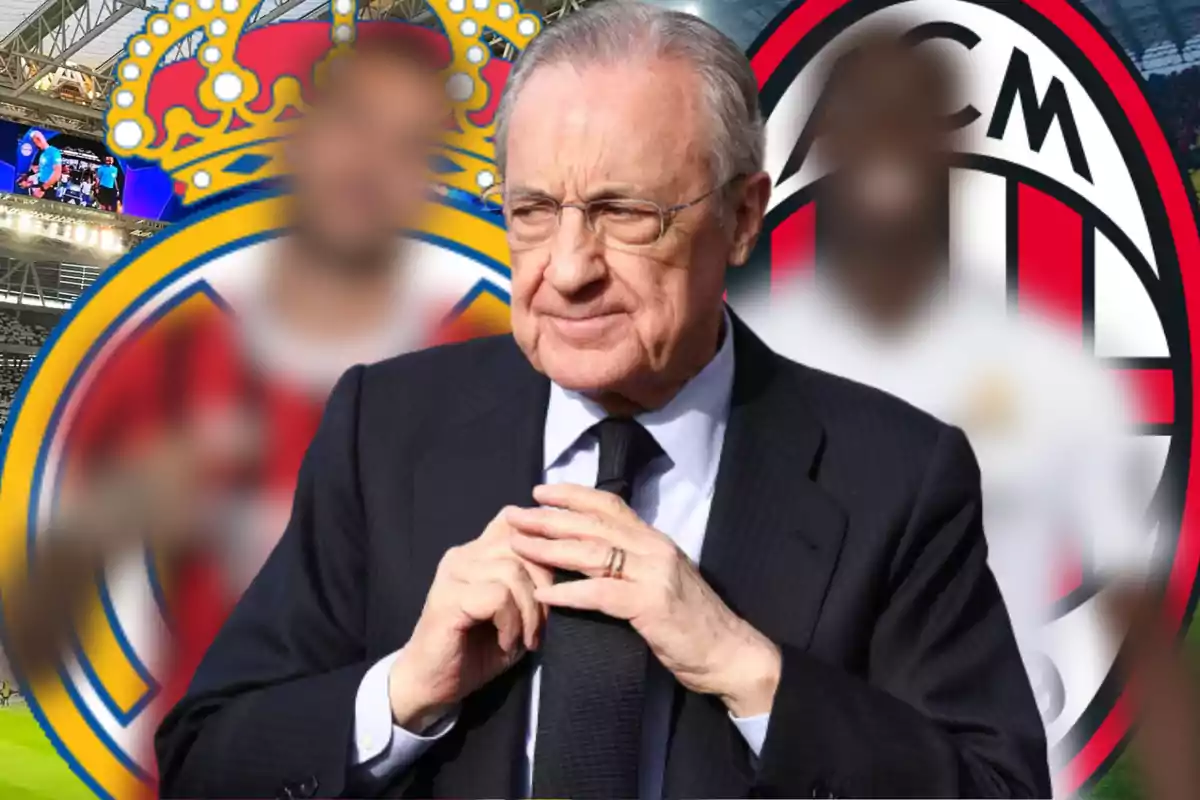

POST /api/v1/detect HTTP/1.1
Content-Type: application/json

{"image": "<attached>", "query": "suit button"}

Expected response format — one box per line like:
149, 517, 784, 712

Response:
296, 776, 320, 798
275, 776, 319, 800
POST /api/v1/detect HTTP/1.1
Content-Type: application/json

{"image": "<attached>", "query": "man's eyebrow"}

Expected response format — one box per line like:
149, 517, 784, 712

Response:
505, 185, 555, 201
505, 183, 661, 202
584, 185, 652, 202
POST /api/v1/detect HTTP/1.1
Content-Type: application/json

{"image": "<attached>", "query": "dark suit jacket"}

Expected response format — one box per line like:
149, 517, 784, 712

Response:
156, 317, 1050, 799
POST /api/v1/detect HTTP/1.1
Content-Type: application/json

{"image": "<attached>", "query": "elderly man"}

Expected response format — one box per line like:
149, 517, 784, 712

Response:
154, 3, 1049, 798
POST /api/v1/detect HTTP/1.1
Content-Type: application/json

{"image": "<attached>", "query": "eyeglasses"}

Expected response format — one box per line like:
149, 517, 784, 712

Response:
479, 178, 739, 248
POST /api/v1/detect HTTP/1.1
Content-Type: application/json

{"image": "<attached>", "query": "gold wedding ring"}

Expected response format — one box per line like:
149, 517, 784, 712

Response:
604, 546, 627, 580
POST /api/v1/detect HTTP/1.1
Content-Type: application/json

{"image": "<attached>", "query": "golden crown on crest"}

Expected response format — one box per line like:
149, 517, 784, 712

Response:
104, 0, 542, 205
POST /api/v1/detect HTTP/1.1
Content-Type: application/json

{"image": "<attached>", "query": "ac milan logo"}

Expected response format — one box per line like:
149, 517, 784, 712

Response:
739, 0, 1200, 793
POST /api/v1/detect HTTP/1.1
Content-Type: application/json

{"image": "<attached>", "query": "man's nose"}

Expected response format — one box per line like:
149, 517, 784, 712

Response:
545, 206, 606, 294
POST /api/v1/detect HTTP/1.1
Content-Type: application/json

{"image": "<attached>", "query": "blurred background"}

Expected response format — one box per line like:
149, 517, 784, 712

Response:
0, 1, 1197, 799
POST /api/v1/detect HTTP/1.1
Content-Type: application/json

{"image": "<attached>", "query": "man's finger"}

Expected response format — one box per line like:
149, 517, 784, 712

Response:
533, 483, 639, 522
458, 580, 508, 623
476, 536, 555, 594
468, 558, 543, 650
519, 554, 555, 593
504, 506, 630, 547
464, 581, 524, 654
479, 507, 516, 542
534, 578, 639, 620
511, 532, 630, 581
494, 596, 524, 655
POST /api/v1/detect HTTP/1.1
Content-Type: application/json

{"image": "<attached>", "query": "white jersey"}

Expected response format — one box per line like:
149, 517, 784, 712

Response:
736, 273, 1161, 671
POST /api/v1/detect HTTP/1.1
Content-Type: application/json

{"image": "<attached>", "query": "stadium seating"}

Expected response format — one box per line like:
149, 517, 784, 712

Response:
1146, 65, 1200, 173
0, 310, 48, 436
0, 310, 50, 349
0, 362, 30, 436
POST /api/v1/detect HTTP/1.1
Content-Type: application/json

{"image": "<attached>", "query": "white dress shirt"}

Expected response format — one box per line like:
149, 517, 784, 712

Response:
349, 313, 771, 797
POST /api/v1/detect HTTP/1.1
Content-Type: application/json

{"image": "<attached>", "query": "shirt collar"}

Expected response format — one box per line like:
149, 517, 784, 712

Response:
543, 309, 736, 486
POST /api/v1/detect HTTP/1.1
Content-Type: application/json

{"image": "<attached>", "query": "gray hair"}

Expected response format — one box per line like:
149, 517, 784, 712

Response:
493, 1, 765, 186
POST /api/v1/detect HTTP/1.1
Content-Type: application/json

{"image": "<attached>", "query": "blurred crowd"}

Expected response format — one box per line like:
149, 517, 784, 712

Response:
0, 361, 27, 436
1147, 66, 1200, 166
0, 310, 48, 436
0, 309, 51, 348
1145, 65, 1200, 193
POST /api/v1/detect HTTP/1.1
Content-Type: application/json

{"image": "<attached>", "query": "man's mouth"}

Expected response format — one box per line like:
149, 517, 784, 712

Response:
544, 311, 626, 341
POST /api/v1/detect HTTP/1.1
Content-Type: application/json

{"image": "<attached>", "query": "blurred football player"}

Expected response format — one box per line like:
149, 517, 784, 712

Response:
3, 29, 502, 780
737, 28, 1197, 799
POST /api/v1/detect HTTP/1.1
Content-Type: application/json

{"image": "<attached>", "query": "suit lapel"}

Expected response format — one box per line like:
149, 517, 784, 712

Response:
664, 314, 849, 798
407, 339, 549, 799
409, 342, 549, 579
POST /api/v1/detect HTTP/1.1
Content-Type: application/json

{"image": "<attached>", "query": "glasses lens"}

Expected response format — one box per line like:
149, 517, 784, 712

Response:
506, 198, 561, 244
588, 199, 664, 246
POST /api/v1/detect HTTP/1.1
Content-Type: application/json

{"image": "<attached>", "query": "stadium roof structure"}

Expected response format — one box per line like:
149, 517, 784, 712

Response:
0, 0, 600, 138
0, 0, 1194, 136
641, 0, 1200, 72
1086, 0, 1200, 71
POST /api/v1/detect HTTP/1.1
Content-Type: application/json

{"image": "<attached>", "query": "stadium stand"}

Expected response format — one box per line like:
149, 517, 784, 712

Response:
1144, 65, 1200, 199
0, 310, 51, 349
0, 358, 32, 437
0, 310, 48, 436
1147, 66, 1200, 167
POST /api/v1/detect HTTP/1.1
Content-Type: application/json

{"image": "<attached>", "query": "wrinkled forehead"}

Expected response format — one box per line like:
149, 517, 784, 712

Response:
504, 59, 714, 196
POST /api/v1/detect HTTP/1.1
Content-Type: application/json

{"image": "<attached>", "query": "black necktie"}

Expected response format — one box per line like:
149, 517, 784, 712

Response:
531, 417, 662, 799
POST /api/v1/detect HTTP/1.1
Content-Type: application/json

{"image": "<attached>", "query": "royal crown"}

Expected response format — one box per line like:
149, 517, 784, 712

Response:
104, 0, 542, 205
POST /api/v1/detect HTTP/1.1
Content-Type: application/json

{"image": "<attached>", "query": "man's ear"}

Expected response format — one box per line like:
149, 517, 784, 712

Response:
729, 171, 773, 268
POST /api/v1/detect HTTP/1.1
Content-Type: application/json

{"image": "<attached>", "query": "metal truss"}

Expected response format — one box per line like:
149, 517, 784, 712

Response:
0, 190, 166, 237
0, 196, 150, 370
0, 0, 154, 135
95, 0, 317, 74
0, 191, 164, 291
486, 0, 604, 58
3, 0, 150, 95
306, 0, 605, 57
0, 0, 317, 135
0, 0, 605, 138
0, 255, 102, 316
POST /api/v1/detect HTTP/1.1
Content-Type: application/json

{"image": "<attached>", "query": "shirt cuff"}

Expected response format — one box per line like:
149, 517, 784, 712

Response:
729, 711, 770, 758
350, 649, 457, 783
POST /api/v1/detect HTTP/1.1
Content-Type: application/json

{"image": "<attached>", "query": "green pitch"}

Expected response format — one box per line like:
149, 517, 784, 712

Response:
1086, 614, 1200, 800
0, 704, 91, 800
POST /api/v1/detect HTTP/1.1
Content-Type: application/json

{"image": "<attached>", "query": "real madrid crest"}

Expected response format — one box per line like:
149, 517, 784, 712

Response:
0, 2, 538, 796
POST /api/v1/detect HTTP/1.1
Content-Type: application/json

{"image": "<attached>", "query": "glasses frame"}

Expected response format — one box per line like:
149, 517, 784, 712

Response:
478, 176, 742, 248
